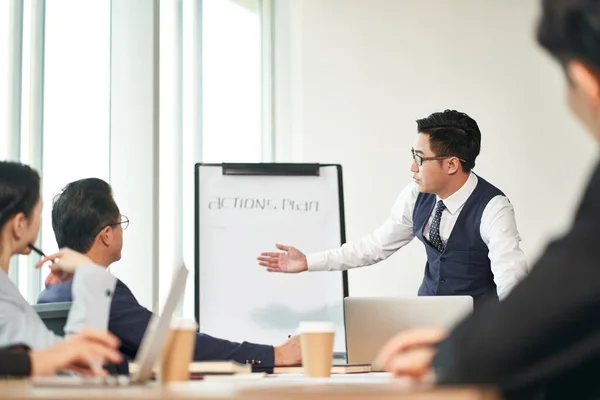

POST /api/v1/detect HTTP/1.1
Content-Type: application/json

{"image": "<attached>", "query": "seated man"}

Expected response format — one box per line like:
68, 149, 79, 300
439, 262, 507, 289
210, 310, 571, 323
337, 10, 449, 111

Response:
38, 178, 300, 369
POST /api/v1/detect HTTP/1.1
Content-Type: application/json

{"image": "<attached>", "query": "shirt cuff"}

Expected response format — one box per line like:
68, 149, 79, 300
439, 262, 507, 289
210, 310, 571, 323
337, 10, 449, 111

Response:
3, 350, 32, 377
306, 252, 329, 271
66, 265, 117, 333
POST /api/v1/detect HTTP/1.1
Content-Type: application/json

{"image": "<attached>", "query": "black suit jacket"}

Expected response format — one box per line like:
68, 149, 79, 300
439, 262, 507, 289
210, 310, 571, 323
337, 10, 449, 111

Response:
433, 158, 600, 399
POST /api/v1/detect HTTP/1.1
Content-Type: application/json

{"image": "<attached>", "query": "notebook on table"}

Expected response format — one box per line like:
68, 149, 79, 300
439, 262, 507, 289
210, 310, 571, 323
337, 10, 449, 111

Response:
128, 360, 253, 377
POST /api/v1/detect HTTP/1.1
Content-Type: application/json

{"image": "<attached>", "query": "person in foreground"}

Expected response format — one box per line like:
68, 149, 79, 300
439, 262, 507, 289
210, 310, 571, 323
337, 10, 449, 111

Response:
374, 0, 600, 398
259, 110, 528, 303
0, 161, 118, 374
38, 178, 301, 367
0, 330, 122, 377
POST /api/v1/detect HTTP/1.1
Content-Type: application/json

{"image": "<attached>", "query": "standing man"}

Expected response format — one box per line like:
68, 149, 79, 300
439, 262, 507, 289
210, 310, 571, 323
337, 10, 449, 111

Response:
259, 110, 528, 302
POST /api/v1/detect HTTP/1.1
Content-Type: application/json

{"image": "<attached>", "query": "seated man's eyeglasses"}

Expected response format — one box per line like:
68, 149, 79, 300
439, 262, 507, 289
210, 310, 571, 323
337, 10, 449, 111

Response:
95, 215, 129, 237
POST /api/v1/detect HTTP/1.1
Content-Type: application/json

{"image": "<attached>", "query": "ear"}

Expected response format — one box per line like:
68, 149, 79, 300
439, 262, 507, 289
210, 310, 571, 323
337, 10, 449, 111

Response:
12, 212, 28, 240
568, 61, 600, 109
99, 226, 113, 247
446, 157, 461, 175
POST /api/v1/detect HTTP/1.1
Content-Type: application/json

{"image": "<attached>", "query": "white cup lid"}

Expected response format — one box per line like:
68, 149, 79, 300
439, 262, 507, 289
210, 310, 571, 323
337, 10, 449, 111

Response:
297, 321, 335, 334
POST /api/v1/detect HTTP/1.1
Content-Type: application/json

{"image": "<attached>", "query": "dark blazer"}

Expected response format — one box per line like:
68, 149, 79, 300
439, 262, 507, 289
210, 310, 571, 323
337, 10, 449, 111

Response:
432, 159, 600, 400
38, 278, 275, 367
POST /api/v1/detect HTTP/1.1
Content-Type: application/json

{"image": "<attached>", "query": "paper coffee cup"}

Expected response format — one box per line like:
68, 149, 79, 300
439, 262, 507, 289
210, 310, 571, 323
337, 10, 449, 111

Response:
160, 318, 197, 383
298, 321, 335, 378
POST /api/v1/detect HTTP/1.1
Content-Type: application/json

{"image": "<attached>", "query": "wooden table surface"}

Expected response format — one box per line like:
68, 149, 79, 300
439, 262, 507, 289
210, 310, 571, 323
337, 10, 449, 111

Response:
0, 374, 502, 400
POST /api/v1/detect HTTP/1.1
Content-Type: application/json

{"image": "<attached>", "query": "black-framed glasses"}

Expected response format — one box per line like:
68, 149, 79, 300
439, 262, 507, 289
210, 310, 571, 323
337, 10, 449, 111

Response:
411, 149, 466, 167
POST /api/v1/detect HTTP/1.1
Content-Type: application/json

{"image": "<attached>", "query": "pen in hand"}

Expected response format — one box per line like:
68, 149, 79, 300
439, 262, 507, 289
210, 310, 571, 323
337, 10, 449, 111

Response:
29, 243, 68, 283
28, 243, 46, 257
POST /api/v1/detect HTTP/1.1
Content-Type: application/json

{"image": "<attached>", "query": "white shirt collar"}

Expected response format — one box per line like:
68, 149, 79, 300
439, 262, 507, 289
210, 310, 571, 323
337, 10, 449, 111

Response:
436, 172, 478, 215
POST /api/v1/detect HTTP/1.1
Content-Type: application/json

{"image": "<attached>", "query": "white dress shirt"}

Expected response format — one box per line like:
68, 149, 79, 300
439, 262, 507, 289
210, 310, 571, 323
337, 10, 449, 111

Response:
0, 265, 116, 349
307, 173, 529, 299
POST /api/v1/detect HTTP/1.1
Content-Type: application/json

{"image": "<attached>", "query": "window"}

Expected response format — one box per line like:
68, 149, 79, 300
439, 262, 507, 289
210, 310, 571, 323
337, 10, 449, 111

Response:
0, 1, 11, 158
201, 0, 263, 162
39, 0, 111, 291
2, 0, 271, 310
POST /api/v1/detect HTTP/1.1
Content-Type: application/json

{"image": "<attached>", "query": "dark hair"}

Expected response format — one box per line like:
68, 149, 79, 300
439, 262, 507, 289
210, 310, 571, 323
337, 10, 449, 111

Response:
538, 0, 600, 71
416, 109, 481, 172
0, 161, 41, 230
52, 178, 120, 253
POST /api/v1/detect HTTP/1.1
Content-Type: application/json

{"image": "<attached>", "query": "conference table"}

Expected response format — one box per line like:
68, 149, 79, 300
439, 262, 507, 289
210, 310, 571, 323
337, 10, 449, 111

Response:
1, 373, 501, 400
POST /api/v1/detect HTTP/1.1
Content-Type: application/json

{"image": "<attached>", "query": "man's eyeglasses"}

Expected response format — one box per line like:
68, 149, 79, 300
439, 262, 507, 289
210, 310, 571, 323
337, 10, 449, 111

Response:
93, 215, 129, 237
107, 215, 129, 231
411, 149, 466, 167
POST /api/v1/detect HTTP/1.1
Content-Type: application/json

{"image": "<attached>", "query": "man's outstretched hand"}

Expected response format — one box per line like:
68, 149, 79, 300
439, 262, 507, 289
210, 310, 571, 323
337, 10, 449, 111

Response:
257, 244, 309, 273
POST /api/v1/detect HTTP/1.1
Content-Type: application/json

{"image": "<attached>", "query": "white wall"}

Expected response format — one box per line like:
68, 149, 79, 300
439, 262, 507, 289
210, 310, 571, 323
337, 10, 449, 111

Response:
274, 0, 598, 297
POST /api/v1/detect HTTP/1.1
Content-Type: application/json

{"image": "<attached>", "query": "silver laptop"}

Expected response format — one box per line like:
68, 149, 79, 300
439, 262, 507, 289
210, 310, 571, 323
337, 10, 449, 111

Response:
344, 296, 473, 364
32, 262, 189, 387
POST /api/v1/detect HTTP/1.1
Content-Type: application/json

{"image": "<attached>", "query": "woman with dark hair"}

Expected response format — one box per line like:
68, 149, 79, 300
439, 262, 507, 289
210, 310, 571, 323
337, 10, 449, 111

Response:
0, 161, 119, 375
